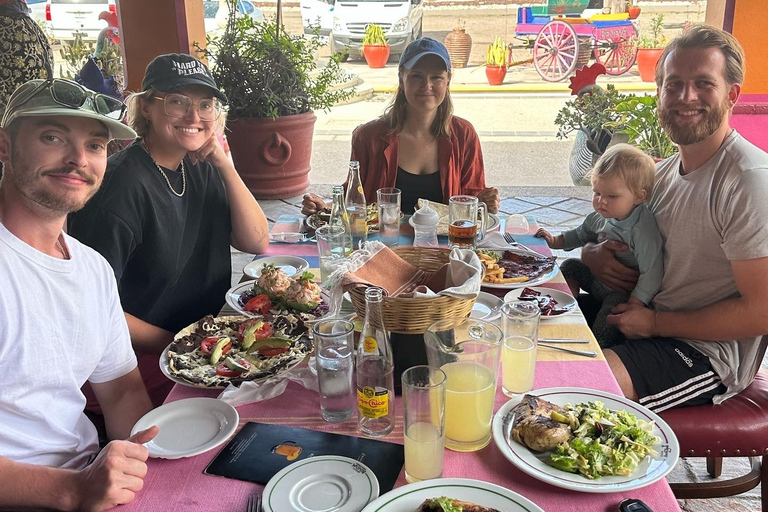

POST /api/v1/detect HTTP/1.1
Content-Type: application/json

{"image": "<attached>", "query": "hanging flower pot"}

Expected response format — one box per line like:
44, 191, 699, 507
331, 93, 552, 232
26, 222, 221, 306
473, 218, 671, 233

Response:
636, 47, 664, 82
445, 28, 472, 68
485, 65, 507, 86
363, 44, 390, 68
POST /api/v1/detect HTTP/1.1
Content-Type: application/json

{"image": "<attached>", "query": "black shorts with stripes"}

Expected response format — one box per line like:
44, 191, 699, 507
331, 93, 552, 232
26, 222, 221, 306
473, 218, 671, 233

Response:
610, 337, 726, 413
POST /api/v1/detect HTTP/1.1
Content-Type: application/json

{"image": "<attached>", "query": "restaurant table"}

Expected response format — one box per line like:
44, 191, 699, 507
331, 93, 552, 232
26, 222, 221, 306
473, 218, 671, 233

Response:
115, 216, 682, 512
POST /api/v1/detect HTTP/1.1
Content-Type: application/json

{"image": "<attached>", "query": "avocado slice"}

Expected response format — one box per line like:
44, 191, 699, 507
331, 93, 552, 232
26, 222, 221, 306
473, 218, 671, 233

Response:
240, 321, 264, 350
246, 337, 291, 355
285, 300, 319, 313
224, 356, 249, 373
210, 336, 231, 365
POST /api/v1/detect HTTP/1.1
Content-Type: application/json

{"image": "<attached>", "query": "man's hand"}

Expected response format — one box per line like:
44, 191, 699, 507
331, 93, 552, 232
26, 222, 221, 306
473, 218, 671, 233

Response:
607, 302, 656, 339
581, 240, 639, 292
73, 426, 159, 512
477, 187, 500, 214
301, 193, 327, 216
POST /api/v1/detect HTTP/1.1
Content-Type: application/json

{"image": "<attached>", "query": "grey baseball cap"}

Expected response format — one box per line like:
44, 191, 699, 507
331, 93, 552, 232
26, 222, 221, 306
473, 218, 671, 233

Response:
1, 79, 136, 140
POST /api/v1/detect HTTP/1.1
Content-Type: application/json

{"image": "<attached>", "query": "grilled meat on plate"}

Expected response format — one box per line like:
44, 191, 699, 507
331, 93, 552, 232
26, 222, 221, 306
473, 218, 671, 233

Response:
511, 394, 572, 452
417, 497, 500, 512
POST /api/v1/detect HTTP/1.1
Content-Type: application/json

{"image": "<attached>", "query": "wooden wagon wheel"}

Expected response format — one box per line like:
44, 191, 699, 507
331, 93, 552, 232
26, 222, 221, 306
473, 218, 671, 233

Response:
533, 20, 580, 82
593, 23, 638, 76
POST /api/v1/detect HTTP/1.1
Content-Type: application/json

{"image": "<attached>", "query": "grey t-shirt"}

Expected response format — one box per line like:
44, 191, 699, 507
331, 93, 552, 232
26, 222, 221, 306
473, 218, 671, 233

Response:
562, 204, 663, 304
649, 130, 768, 403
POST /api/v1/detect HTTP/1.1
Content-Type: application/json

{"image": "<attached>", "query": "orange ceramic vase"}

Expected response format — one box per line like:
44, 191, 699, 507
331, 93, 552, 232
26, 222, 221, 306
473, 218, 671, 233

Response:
363, 44, 390, 68
485, 65, 507, 86
636, 47, 664, 82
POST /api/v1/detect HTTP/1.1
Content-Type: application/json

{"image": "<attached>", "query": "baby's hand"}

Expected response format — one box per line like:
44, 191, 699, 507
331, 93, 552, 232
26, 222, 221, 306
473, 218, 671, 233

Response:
535, 228, 555, 247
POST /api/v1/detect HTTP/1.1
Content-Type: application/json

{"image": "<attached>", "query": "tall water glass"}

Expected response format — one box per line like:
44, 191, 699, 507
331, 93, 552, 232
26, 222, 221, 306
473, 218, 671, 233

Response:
501, 301, 540, 397
448, 195, 487, 249
313, 320, 355, 422
424, 318, 502, 452
377, 188, 401, 247
316, 225, 349, 285
402, 366, 446, 483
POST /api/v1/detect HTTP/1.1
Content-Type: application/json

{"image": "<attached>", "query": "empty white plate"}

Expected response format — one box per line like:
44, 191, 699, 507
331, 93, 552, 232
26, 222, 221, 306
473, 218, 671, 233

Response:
263, 455, 380, 512
244, 256, 310, 279
470, 291, 503, 321
131, 397, 239, 459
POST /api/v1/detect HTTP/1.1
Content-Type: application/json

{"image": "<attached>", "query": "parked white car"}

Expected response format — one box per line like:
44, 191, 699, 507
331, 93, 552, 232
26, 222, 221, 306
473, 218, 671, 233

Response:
45, 0, 114, 43
203, 0, 264, 35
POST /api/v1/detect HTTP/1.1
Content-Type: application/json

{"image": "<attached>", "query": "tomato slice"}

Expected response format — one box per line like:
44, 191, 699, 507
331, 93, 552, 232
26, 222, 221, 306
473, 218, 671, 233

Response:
244, 294, 272, 315
238, 320, 273, 342
215, 360, 250, 378
258, 346, 289, 357
201, 336, 225, 355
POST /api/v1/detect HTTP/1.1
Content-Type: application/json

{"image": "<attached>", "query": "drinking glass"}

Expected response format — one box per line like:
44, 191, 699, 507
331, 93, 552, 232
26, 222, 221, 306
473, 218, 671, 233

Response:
402, 366, 446, 483
424, 318, 502, 452
377, 187, 401, 247
313, 320, 356, 423
504, 214, 530, 235
448, 195, 487, 249
500, 301, 540, 397
316, 225, 349, 284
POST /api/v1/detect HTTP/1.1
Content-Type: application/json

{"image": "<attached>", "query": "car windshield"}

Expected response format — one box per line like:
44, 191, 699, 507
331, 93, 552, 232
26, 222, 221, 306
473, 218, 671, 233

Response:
203, 1, 219, 18
51, 0, 108, 3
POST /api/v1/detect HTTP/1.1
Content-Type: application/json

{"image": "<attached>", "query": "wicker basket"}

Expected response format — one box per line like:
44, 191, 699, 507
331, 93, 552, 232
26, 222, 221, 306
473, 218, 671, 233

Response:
348, 246, 477, 334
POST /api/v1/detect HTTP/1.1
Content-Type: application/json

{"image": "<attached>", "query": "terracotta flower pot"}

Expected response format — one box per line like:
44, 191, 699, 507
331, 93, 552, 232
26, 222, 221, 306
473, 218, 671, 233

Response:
363, 44, 390, 68
485, 65, 507, 86
628, 6, 641, 19
636, 47, 664, 82
444, 28, 472, 68
226, 112, 316, 199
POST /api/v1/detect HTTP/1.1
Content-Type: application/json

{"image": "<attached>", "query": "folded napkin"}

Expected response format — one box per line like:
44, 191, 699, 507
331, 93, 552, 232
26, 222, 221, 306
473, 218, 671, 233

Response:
338, 241, 481, 299
218, 359, 319, 406
477, 231, 539, 255
270, 215, 306, 243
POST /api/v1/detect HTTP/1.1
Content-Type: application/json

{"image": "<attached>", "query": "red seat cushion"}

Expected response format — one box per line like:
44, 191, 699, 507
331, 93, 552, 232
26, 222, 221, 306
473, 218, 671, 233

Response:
659, 372, 768, 457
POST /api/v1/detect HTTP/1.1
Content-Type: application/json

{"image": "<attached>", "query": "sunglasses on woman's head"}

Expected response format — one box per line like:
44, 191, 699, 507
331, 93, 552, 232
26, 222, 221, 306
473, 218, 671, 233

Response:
9, 79, 126, 121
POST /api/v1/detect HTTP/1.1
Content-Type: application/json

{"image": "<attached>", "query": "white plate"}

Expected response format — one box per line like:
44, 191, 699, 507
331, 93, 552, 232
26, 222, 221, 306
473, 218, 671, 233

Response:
360, 478, 544, 512
492, 387, 679, 493
131, 397, 239, 459
470, 291, 503, 321
482, 262, 559, 290
503, 287, 578, 320
263, 455, 380, 512
225, 281, 264, 317
244, 256, 309, 279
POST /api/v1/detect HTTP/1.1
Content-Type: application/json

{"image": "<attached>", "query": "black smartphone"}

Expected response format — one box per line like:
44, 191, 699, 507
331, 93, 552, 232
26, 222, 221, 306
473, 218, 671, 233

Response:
618, 498, 655, 512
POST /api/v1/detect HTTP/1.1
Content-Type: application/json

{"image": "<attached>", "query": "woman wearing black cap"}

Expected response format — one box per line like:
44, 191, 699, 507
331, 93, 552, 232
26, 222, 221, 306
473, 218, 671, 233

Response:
69, 53, 269, 407
302, 37, 499, 215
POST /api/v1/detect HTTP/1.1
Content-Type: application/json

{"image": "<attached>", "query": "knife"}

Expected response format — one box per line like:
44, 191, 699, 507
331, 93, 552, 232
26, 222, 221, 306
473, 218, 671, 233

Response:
538, 343, 598, 357
539, 338, 590, 344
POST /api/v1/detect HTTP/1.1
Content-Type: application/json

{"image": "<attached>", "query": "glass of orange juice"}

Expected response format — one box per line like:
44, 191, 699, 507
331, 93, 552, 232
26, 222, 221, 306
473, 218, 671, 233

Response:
500, 301, 539, 397
402, 366, 446, 483
424, 318, 503, 452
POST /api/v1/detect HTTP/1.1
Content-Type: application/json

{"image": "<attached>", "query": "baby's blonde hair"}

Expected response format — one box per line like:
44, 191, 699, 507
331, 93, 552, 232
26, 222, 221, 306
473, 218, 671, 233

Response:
590, 143, 656, 201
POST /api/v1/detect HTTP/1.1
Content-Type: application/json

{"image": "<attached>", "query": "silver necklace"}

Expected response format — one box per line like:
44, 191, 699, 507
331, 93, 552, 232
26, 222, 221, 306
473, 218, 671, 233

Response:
141, 141, 186, 197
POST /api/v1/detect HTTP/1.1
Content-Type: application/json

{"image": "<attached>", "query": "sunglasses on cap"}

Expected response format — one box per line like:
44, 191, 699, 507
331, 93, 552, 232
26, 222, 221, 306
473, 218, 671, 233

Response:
8, 78, 126, 121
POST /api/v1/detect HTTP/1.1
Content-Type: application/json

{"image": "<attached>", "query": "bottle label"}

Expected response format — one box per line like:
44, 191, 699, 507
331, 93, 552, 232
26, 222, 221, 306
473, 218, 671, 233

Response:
357, 185, 364, 195
357, 385, 389, 418
363, 336, 377, 352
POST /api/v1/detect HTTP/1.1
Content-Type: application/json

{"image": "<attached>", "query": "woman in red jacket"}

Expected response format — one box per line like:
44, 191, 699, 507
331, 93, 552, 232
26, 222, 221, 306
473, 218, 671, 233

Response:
303, 38, 499, 215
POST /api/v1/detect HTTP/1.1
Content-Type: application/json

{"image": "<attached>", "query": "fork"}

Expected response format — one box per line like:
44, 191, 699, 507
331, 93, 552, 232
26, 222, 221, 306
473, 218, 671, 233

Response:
502, 232, 535, 253
247, 493, 262, 512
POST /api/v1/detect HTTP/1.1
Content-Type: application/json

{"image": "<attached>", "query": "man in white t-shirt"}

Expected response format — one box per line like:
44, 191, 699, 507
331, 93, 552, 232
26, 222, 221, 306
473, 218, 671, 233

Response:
0, 79, 157, 511
581, 26, 768, 412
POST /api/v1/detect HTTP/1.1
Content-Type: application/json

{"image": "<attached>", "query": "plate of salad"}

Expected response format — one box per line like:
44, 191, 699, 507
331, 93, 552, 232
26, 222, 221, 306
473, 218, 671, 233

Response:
492, 388, 679, 493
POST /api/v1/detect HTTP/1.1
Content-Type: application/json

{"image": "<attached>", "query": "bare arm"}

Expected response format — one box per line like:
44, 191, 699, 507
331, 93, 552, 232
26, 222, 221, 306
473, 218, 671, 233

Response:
189, 135, 269, 255
125, 313, 174, 354
608, 257, 768, 340
91, 367, 153, 441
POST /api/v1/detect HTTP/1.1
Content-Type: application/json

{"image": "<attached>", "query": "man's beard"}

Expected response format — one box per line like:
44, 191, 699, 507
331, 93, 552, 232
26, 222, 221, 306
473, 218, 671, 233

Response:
6, 148, 100, 215
659, 97, 730, 146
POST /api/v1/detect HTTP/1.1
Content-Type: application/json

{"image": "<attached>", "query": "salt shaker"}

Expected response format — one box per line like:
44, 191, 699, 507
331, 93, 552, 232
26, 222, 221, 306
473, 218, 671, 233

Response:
409, 200, 440, 247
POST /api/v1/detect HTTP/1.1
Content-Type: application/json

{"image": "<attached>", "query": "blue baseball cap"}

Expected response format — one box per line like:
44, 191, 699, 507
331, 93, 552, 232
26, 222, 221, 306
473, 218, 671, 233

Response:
399, 38, 452, 72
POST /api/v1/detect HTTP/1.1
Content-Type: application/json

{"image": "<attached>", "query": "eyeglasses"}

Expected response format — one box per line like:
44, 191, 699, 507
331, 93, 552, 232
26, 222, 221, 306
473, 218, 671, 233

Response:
151, 94, 224, 121
8, 78, 126, 121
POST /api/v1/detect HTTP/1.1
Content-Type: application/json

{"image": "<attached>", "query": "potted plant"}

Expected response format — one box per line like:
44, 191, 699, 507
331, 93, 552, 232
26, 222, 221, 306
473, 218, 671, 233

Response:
627, 0, 641, 20
485, 37, 508, 86
362, 23, 389, 68
635, 13, 668, 82
444, 19, 472, 68
199, 0, 351, 199
607, 95, 677, 160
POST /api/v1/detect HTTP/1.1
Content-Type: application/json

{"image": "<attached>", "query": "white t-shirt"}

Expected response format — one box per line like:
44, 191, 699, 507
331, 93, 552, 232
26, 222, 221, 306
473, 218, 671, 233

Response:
0, 223, 137, 469
650, 131, 768, 403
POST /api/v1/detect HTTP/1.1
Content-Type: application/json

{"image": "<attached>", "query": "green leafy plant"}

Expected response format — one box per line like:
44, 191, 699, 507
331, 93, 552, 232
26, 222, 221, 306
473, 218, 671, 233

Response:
606, 95, 676, 159
362, 23, 387, 46
486, 37, 508, 67
555, 84, 629, 155
58, 33, 95, 79
636, 14, 669, 49
197, 0, 352, 120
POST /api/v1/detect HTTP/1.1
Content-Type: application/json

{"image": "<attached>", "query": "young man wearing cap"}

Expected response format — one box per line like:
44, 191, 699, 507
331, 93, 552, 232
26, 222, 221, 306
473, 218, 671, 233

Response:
0, 78, 157, 511
69, 54, 269, 407
301, 37, 500, 215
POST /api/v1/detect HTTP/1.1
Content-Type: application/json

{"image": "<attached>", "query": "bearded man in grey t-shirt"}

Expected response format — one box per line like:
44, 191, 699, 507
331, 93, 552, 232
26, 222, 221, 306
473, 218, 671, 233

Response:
581, 25, 768, 412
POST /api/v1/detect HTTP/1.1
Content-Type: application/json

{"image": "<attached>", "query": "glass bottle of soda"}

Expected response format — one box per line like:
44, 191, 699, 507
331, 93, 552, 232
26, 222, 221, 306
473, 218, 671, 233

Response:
345, 161, 367, 249
357, 287, 395, 437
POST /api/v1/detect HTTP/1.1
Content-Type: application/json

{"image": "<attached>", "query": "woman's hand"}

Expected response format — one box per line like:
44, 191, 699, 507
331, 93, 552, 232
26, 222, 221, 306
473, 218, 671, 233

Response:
188, 133, 229, 171
301, 193, 328, 216
581, 240, 639, 292
478, 187, 500, 213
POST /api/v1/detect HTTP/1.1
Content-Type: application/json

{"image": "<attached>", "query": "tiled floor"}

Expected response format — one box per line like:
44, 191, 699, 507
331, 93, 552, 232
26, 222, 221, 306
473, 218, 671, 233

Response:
235, 189, 764, 512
